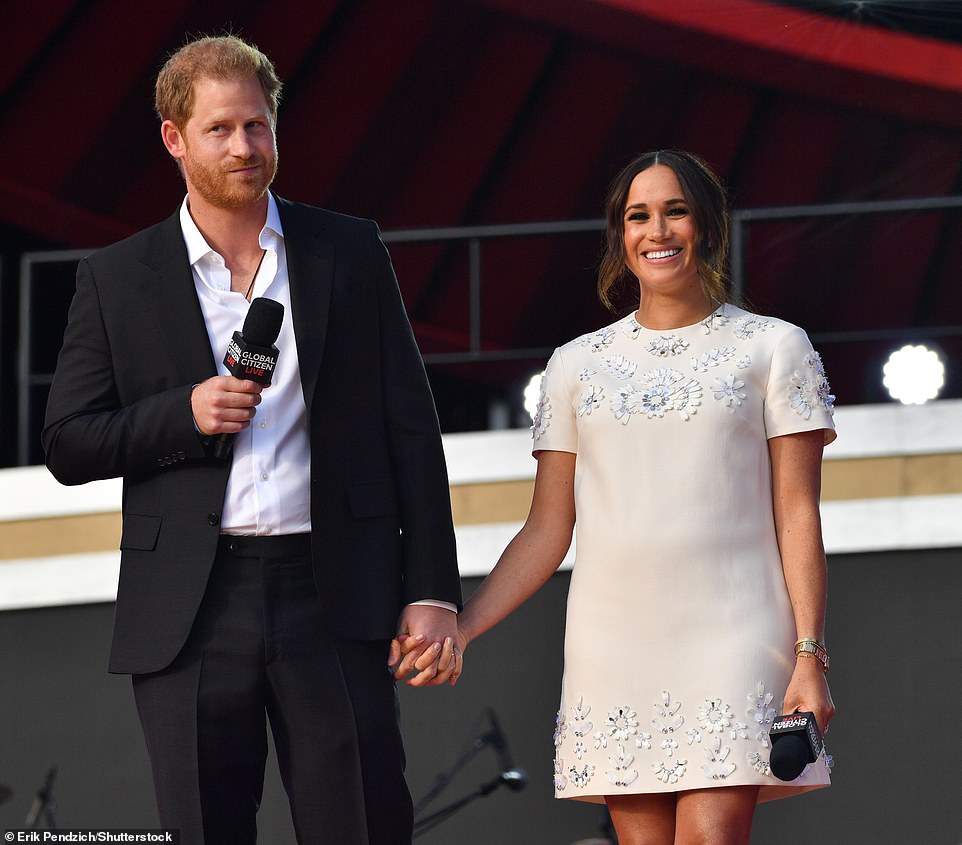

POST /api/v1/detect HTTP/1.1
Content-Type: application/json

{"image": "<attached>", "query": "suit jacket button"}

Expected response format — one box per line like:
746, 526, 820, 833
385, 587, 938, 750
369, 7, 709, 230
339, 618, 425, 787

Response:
207, 512, 220, 526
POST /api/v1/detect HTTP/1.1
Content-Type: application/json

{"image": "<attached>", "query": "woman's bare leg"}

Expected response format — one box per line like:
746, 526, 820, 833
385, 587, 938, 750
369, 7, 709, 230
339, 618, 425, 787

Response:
674, 785, 759, 845
605, 792, 676, 845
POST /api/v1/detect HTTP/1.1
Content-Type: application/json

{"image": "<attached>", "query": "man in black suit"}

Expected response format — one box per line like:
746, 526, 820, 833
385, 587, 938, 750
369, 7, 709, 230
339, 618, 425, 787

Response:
42, 35, 462, 845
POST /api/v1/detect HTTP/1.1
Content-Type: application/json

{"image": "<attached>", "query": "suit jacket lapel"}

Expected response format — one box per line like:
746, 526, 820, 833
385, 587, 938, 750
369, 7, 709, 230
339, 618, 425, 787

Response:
140, 211, 218, 383
276, 196, 333, 415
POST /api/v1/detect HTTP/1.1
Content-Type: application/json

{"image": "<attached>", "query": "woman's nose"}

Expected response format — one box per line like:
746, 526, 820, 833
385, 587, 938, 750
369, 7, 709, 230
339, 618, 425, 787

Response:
648, 214, 668, 239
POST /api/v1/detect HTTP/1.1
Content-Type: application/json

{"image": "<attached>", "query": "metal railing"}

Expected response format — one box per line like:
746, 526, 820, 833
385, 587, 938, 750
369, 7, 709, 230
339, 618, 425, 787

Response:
383, 218, 604, 365
14, 197, 962, 465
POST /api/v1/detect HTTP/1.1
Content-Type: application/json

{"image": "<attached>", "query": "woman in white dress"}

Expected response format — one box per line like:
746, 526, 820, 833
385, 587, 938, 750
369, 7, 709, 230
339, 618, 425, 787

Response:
408, 150, 837, 844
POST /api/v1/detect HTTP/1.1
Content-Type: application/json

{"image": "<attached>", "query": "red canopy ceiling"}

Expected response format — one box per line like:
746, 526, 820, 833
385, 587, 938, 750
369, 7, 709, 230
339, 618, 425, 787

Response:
4, 0, 962, 434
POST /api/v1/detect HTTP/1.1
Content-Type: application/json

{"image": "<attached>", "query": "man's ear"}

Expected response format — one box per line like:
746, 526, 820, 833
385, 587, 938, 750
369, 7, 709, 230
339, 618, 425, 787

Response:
161, 119, 186, 160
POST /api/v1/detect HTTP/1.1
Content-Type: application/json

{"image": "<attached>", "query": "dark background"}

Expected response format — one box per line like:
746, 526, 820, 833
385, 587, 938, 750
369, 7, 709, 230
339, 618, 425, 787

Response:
2, 549, 961, 844
5, 0, 962, 466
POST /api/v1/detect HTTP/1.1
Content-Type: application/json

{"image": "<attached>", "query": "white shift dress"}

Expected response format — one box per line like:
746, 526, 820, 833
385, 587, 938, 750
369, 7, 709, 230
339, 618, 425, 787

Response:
533, 304, 836, 803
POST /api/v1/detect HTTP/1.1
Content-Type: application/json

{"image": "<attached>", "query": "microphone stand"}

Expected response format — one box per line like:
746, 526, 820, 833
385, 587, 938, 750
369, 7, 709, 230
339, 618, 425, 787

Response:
412, 714, 525, 839
413, 730, 491, 817
24, 767, 58, 830
413, 771, 514, 838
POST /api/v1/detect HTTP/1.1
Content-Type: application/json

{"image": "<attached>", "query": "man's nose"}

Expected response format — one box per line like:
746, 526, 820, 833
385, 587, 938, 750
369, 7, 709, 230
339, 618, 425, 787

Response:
230, 130, 254, 158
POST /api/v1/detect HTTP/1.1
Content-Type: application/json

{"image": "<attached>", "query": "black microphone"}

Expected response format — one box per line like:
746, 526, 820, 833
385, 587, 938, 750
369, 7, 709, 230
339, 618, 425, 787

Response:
485, 708, 528, 791
768, 711, 823, 781
212, 297, 284, 460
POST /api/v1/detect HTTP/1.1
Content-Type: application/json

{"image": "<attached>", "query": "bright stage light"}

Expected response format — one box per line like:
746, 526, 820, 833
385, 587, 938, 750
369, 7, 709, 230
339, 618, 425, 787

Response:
882, 344, 945, 405
523, 371, 545, 420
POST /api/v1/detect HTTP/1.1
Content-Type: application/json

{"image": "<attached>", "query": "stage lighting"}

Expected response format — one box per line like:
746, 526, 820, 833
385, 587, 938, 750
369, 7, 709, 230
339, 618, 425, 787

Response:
523, 371, 545, 420
882, 344, 944, 405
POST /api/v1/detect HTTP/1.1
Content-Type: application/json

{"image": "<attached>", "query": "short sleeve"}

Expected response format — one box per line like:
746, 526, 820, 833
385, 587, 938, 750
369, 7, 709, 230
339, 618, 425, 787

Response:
531, 347, 578, 456
764, 325, 837, 445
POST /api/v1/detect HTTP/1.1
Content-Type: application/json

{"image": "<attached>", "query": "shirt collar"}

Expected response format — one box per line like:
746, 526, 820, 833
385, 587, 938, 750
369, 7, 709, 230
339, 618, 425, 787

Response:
179, 192, 285, 266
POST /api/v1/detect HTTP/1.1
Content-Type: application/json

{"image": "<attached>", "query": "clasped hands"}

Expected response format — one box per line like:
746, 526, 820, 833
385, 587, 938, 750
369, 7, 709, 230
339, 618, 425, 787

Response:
388, 605, 465, 687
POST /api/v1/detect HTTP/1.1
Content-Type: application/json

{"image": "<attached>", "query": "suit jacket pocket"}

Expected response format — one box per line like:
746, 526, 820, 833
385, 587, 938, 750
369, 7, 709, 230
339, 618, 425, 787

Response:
120, 513, 162, 551
347, 480, 397, 519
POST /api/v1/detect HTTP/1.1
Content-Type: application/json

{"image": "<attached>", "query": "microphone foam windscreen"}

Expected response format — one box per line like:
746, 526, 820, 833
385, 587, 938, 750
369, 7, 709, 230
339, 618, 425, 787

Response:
243, 297, 284, 346
769, 733, 811, 781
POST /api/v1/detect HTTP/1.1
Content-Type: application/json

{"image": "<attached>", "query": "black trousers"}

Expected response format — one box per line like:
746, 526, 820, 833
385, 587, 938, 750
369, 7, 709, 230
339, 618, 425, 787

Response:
131, 535, 413, 845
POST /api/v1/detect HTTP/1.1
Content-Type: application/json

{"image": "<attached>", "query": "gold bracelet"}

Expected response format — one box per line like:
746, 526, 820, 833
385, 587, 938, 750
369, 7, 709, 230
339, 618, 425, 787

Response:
794, 639, 830, 673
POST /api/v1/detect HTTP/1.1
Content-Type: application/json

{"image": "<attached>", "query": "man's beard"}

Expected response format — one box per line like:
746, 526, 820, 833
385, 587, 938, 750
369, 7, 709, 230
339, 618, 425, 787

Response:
183, 144, 278, 210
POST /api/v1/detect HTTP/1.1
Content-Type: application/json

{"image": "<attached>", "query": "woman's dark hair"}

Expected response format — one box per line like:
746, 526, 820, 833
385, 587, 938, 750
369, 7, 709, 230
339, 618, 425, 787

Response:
597, 150, 731, 313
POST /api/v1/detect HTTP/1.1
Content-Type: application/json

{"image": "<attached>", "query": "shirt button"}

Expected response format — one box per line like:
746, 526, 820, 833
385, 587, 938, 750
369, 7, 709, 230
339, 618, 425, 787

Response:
259, 421, 268, 429
260, 472, 269, 481
207, 512, 220, 526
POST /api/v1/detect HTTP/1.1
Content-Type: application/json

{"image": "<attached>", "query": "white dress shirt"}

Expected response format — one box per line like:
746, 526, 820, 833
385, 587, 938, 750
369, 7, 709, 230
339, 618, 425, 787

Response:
181, 194, 310, 535
179, 195, 454, 612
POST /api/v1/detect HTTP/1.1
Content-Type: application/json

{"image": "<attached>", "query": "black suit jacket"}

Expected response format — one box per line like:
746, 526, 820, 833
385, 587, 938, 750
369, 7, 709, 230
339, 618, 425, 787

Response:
42, 196, 462, 675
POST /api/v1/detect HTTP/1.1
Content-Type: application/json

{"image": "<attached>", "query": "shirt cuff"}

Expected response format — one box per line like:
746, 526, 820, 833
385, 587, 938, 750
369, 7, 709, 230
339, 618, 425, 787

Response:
407, 600, 458, 613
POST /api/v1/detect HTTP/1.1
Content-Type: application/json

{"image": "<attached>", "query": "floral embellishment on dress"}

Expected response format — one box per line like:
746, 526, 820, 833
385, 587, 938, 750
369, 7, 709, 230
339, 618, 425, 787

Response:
567, 763, 596, 788
573, 740, 588, 760
747, 682, 777, 748
701, 737, 737, 780
623, 315, 644, 340
577, 367, 596, 382
789, 350, 836, 420
579, 327, 617, 352
701, 306, 731, 334
605, 706, 639, 742
733, 314, 773, 339
611, 369, 702, 423
661, 736, 680, 757
600, 354, 638, 381
531, 379, 551, 440
593, 730, 609, 750
652, 691, 685, 745
646, 334, 689, 358
736, 355, 751, 369
712, 374, 747, 411
578, 385, 605, 417
691, 346, 736, 373
747, 751, 773, 776
728, 721, 750, 741
686, 727, 702, 746
606, 745, 639, 787
634, 731, 653, 750
652, 759, 687, 784
553, 757, 568, 791
569, 696, 593, 737
697, 698, 735, 734
553, 709, 567, 748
